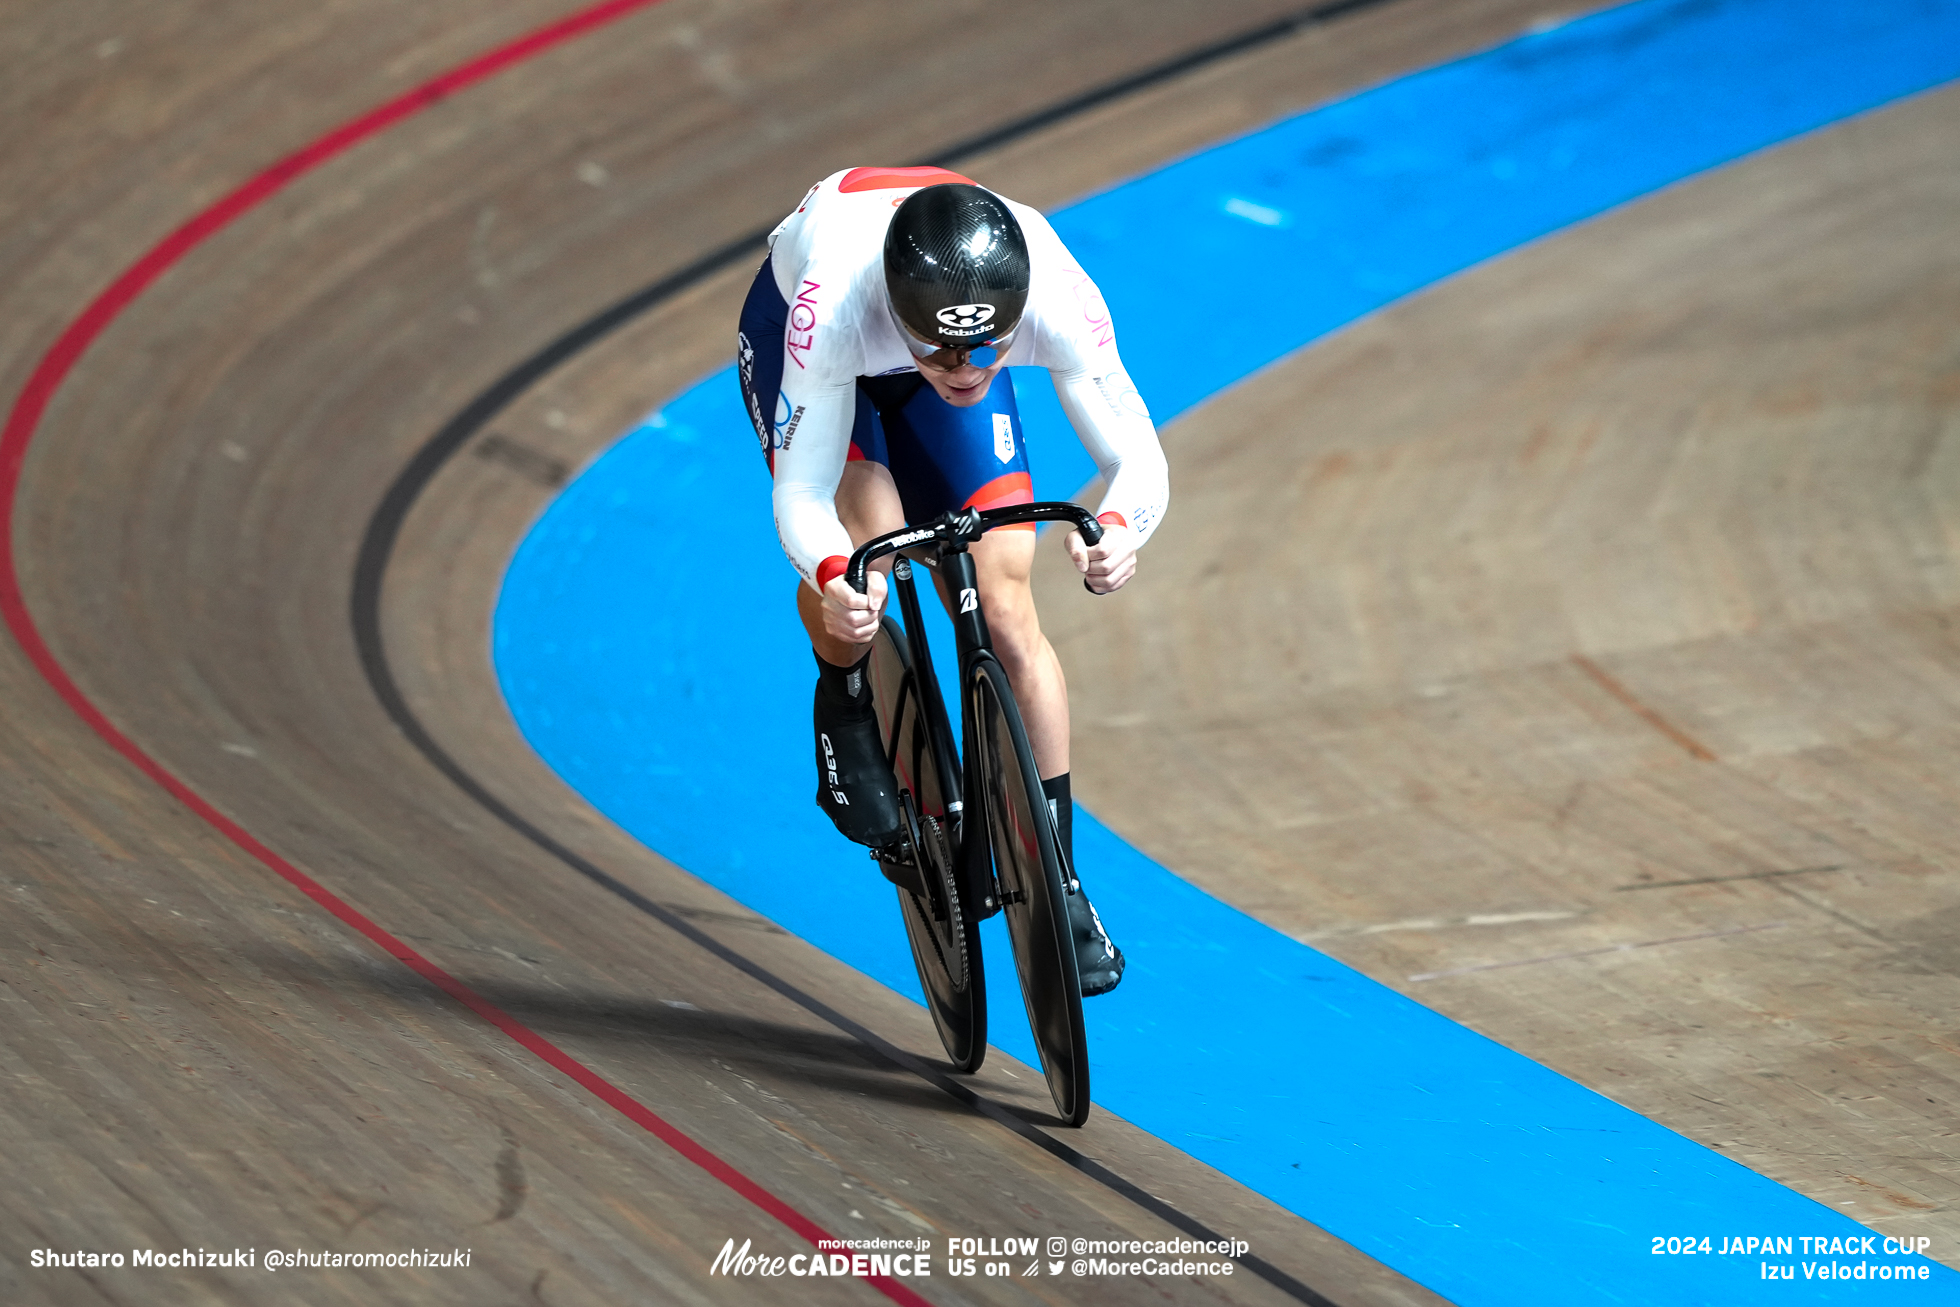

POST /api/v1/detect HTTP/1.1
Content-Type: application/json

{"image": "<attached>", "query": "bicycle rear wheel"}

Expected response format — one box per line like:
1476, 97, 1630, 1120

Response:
869, 616, 985, 1072
968, 655, 1089, 1126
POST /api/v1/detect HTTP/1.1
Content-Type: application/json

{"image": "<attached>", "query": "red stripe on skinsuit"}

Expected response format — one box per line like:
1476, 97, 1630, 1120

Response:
964, 471, 1036, 530
964, 470, 1033, 512
838, 165, 975, 192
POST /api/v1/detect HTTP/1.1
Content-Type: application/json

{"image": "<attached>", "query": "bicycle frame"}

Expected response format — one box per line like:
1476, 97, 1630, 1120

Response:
848, 502, 1105, 917
853, 501, 1104, 1121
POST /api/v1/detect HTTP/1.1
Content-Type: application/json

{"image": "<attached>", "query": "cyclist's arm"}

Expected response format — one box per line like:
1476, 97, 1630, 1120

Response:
772, 377, 887, 644
1013, 205, 1169, 543
1049, 363, 1169, 542
769, 377, 858, 587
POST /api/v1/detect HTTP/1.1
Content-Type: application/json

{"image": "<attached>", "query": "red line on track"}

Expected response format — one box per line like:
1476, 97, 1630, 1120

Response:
0, 7, 929, 1304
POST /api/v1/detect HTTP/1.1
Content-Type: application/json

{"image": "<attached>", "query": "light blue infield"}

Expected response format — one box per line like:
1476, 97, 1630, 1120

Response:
492, 1, 1960, 1301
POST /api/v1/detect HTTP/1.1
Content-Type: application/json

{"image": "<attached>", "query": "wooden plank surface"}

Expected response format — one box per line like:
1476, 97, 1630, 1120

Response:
0, 1, 1608, 1303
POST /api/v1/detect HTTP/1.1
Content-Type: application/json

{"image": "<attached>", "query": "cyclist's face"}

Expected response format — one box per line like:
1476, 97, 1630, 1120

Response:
905, 331, 1009, 407
916, 346, 1005, 407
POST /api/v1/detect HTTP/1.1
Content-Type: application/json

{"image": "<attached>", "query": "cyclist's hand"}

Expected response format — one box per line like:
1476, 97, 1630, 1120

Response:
1067, 523, 1138, 594
821, 569, 887, 644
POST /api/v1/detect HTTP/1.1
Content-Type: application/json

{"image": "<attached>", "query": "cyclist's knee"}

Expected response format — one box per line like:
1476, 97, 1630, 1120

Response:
987, 606, 1051, 683
977, 574, 1038, 639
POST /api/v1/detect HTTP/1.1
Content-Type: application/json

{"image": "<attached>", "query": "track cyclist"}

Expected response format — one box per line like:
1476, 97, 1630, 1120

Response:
736, 167, 1169, 997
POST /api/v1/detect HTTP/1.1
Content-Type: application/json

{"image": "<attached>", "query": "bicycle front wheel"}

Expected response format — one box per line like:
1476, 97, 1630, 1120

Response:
968, 655, 1089, 1126
870, 616, 985, 1072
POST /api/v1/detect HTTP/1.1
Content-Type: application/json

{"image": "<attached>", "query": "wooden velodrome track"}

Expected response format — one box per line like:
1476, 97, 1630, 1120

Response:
3, 3, 1954, 1306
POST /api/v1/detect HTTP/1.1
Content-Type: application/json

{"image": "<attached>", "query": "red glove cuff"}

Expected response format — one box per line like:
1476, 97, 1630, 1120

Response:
815, 555, 850, 590
1095, 511, 1128, 529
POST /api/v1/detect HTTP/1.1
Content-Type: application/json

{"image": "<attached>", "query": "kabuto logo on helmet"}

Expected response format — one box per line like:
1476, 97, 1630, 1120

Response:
886, 183, 1031, 347
935, 303, 996, 330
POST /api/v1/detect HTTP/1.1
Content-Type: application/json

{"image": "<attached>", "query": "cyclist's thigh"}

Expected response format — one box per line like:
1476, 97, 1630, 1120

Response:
835, 459, 906, 547
738, 256, 880, 472
969, 531, 1046, 661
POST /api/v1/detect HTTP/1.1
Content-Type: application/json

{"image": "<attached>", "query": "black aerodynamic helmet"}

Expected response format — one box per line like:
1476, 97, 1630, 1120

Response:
884, 183, 1030, 350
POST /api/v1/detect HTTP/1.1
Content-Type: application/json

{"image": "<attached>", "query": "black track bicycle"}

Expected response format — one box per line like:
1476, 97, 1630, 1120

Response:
848, 501, 1102, 1127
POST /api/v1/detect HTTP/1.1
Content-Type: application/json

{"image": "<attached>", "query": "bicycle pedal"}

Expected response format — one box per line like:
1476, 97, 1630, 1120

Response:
873, 848, 927, 896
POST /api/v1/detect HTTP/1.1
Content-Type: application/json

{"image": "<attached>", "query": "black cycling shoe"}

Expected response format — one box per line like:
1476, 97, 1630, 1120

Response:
1067, 889, 1125, 997
813, 660, 905, 848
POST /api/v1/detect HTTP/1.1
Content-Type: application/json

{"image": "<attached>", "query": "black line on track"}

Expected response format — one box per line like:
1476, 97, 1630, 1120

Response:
918, 0, 1398, 168
352, 5, 1408, 1305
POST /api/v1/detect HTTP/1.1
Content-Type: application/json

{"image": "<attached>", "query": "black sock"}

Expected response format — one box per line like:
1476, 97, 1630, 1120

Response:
814, 648, 872, 704
1042, 772, 1073, 877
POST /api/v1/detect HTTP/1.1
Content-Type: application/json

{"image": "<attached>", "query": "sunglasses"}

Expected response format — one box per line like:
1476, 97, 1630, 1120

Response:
901, 328, 1013, 372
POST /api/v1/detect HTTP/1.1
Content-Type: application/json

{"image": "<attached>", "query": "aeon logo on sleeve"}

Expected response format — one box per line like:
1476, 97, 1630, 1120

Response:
936, 303, 995, 330
786, 280, 821, 369
1068, 269, 1113, 347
